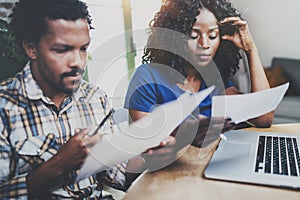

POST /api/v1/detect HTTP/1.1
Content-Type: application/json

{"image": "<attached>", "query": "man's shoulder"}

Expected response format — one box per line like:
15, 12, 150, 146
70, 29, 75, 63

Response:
0, 73, 25, 107
0, 73, 22, 89
80, 81, 107, 99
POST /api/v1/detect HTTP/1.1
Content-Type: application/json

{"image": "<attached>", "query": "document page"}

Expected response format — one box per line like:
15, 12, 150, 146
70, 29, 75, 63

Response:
76, 86, 215, 181
212, 83, 289, 123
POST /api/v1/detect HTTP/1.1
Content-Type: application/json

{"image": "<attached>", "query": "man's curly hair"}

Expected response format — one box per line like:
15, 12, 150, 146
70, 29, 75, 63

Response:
10, 0, 93, 47
142, 0, 242, 84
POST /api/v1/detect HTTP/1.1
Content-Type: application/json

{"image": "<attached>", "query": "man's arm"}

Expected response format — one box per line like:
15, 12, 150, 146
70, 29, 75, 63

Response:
26, 129, 100, 198
0, 128, 98, 199
0, 129, 29, 198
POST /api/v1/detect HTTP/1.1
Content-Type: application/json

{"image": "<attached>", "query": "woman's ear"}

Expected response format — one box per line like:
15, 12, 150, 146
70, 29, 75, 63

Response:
22, 41, 38, 60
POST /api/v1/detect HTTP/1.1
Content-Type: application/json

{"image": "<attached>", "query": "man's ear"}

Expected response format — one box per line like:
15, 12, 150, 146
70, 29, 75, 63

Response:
22, 41, 38, 60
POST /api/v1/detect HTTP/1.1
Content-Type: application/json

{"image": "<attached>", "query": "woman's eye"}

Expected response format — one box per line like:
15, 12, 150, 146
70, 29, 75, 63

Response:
209, 35, 217, 40
190, 32, 198, 39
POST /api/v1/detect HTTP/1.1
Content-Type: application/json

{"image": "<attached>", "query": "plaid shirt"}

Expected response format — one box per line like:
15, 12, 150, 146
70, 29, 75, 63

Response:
0, 63, 127, 199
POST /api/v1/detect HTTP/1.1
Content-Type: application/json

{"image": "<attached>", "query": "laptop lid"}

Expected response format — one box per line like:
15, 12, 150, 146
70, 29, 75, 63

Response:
204, 129, 300, 190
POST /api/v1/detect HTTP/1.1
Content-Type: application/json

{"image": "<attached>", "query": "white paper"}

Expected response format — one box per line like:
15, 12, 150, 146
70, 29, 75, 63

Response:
212, 83, 289, 123
76, 86, 215, 181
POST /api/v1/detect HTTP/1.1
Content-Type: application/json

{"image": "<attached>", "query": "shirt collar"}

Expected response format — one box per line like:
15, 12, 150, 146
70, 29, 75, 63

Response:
23, 62, 44, 100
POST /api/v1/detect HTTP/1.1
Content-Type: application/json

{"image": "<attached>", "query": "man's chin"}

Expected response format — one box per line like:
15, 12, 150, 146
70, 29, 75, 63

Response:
62, 82, 81, 95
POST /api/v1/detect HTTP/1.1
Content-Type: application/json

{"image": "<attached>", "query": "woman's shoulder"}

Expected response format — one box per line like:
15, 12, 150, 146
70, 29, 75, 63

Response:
134, 63, 163, 74
134, 63, 181, 81
131, 63, 167, 82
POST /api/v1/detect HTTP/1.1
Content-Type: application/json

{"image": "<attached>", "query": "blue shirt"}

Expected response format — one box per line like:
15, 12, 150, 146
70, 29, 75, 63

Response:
124, 64, 233, 117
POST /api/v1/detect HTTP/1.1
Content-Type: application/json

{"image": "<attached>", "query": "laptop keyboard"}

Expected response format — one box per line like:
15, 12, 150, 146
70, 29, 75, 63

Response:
255, 135, 300, 176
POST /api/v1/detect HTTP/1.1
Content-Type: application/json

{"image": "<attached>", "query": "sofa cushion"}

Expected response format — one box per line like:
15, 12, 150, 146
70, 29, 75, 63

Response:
263, 65, 298, 95
264, 65, 288, 87
271, 57, 300, 95
274, 96, 300, 119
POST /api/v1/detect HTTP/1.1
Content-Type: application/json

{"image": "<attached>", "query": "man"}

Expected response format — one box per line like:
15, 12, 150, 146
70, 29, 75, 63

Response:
0, 0, 129, 198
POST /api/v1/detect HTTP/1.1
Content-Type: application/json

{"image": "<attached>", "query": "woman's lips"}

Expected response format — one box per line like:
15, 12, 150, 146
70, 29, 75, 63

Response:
196, 53, 211, 61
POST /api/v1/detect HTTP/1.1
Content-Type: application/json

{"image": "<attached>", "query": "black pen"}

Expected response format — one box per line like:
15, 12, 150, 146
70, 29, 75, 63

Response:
91, 108, 115, 136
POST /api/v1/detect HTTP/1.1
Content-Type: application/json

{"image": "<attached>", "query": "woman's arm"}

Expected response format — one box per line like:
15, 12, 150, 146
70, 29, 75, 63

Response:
125, 109, 177, 186
221, 17, 274, 127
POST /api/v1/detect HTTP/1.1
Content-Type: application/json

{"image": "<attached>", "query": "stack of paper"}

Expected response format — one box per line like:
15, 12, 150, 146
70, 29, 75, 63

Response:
212, 83, 289, 123
76, 86, 215, 181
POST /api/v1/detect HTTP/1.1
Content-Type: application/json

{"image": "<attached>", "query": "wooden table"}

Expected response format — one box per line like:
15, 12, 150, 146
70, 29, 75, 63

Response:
124, 123, 300, 200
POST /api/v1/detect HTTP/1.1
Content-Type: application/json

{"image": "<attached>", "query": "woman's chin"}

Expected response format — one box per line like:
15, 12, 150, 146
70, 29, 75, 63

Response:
194, 60, 211, 68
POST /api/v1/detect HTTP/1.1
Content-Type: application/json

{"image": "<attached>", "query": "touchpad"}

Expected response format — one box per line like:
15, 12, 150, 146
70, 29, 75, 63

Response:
222, 142, 251, 158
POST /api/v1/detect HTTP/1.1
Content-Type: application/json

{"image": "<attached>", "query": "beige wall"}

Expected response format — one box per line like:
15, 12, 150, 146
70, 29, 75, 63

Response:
230, 0, 300, 66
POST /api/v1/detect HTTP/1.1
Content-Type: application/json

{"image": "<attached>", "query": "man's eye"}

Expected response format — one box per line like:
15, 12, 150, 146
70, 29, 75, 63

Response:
81, 47, 88, 52
54, 48, 68, 53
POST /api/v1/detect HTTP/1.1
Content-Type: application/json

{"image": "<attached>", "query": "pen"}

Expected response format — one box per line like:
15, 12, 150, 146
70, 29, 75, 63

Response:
91, 108, 115, 136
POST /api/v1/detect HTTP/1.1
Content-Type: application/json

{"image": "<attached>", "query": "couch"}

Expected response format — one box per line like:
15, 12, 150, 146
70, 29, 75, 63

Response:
232, 55, 300, 124
266, 57, 300, 124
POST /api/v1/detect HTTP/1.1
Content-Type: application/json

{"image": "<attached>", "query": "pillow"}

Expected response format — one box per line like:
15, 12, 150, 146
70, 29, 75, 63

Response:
264, 65, 295, 95
264, 65, 288, 87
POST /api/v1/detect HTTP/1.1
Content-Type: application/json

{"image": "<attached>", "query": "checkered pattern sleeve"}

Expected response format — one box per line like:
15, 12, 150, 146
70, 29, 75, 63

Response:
0, 114, 29, 199
98, 161, 128, 192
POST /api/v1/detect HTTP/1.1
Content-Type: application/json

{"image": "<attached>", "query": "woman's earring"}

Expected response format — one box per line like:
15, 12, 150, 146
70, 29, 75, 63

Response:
183, 42, 189, 53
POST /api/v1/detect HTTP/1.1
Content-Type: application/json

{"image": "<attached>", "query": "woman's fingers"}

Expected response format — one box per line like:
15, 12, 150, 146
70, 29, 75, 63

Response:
218, 16, 246, 26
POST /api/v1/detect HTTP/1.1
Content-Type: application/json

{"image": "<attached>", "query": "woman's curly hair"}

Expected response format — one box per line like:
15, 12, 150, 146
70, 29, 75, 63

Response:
142, 0, 242, 83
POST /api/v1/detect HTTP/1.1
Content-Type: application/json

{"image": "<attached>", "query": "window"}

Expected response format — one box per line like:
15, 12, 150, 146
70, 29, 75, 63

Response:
84, 0, 162, 107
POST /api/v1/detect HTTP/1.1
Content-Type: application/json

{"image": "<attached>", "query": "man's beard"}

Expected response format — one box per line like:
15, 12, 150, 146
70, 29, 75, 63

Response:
61, 79, 82, 96
59, 68, 85, 95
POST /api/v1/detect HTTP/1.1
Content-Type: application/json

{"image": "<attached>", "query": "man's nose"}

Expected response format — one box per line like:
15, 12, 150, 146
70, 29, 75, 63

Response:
70, 51, 85, 68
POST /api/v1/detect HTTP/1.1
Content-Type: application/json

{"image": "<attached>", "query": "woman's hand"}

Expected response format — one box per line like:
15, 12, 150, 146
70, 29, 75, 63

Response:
142, 136, 178, 172
220, 17, 274, 127
219, 17, 256, 53
172, 117, 235, 148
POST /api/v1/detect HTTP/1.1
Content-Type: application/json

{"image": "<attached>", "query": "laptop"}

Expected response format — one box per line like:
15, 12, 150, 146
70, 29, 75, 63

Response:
204, 129, 300, 190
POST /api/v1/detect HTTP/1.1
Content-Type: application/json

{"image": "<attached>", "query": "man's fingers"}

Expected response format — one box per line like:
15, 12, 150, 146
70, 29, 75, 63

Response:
83, 133, 101, 147
76, 127, 91, 138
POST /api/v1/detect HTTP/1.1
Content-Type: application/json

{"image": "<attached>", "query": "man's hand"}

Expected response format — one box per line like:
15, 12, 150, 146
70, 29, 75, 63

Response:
56, 128, 99, 171
27, 128, 100, 198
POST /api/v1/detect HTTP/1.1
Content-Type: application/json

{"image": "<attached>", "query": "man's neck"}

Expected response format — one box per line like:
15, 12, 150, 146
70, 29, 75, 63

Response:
29, 62, 69, 108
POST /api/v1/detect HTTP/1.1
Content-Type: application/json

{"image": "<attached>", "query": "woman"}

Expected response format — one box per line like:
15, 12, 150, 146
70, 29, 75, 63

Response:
123, 0, 274, 181
125, 0, 273, 127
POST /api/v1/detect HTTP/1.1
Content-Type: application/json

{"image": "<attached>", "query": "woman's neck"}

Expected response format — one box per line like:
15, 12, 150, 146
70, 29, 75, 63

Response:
177, 68, 201, 93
